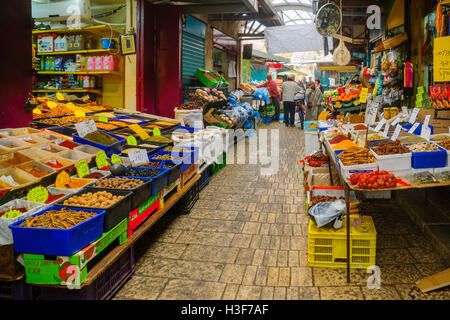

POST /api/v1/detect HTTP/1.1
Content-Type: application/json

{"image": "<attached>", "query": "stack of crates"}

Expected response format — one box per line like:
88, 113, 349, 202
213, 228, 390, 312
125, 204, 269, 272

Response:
198, 166, 210, 191
307, 216, 376, 269
173, 181, 199, 215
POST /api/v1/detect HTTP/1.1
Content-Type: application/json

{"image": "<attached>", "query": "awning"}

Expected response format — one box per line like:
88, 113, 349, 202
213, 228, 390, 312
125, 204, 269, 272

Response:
278, 70, 308, 77
252, 49, 290, 63
318, 66, 357, 72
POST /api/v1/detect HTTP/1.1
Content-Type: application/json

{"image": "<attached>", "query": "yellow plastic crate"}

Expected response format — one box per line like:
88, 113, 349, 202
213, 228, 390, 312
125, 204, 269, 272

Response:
308, 216, 376, 269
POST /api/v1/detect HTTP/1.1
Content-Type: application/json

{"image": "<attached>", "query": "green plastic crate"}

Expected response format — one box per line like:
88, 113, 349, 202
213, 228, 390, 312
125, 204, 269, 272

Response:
210, 152, 226, 175
195, 69, 228, 87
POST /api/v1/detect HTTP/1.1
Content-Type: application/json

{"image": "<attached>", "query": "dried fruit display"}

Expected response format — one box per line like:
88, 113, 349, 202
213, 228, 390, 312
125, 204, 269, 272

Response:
19, 208, 97, 229
438, 138, 450, 150
372, 140, 410, 155
338, 147, 376, 165
64, 191, 124, 208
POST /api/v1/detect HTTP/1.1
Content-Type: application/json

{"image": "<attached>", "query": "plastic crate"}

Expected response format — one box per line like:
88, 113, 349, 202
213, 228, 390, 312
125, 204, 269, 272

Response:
110, 116, 147, 124
210, 152, 226, 175
405, 143, 447, 169
173, 181, 199, 215
9, 206, 106, 256
119, 167, 168, 197
0, 278, 33, 300
308, 216, 377, 269
73, 131, 125, 157
38, 245, 134, 300
370, 149, 412, 172
150, 151, 192, 174
198, 166, 210, 191
128, 194, 160, 237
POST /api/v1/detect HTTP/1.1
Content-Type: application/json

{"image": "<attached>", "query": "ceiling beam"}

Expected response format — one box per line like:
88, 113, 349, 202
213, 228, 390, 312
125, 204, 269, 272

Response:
182, 4, 247, 14
273, 4, 313, 13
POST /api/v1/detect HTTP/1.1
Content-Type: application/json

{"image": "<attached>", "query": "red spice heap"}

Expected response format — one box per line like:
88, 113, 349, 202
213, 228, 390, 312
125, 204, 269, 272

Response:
353, 124, 367, 130
46, 194, 65, 204
329, 135, 350, 144
44, 160, 63, 169
59, 140, 78, 150
84, 172, 104, 179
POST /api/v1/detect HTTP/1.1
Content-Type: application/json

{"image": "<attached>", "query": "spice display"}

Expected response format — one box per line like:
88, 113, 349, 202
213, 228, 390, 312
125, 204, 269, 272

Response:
155, 121, 178, 126
58, 140, 78, 149
0, 208, 27, 219
20, 164, 51, 178
331, 140, 359, 151
84, 172, 105, 179
55, 177, 90, 189
367, 134, 387, 141
407, 143, 440, 152
0, 153, 32, 167
177, 102, 202, 110
64, 191, 124, 208
19, 209, 97, 229
94, 177, 144, 189
306, 123, 318, 129
39, 145, 60, 153
350, 171, 397, 189
83, 131, 119, 146
140, 143, 161, 148
124, 168, 162, 178
17, 136, 39, 144
0, 175, 20, 187
437, 138, 450, 150
85, 104, 114, 112
338, 147, 376, 165
42, 159, 63, 169
108, 121, 129, 127
399, 136, 427, 144
328, 135, 349, 144
145, 162, 162, 168
153, 154, 173, 160
305, 151, 328, 167
40, 116, 88, 126
162, 162, 176, 169
326, 132, 344, 139
119, 118, 142, 124
145, 135, 171, 143
33, 105, 75, 119
372, 140, 410, 155
95, 122, 118, 131
431, 134, 449, 142
353, 124, 367, 130
45, 194, 65, 204
311, 196, 344, 206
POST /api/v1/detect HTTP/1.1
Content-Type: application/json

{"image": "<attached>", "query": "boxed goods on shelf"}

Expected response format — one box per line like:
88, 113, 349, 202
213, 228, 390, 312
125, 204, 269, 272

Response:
308, 216, 376, 269
9, 206, 106, 256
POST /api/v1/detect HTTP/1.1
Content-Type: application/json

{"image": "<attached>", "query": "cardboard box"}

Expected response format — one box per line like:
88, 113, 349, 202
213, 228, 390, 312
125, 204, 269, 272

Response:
307, 167, 341, 188
417, 109, 434, 123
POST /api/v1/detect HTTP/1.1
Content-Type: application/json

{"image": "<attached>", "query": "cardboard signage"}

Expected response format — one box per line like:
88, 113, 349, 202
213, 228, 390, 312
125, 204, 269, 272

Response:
429, 84, 450, 109
128, 149, 148, 166
421, 126, 431, 141
433, 36, 450, 82
76, 160, 90, 178
95, 151, 109, 169
359, 88, 369, 104
129, 124, 150, 140
75, 120, 96, 138
365, 102, 378, 125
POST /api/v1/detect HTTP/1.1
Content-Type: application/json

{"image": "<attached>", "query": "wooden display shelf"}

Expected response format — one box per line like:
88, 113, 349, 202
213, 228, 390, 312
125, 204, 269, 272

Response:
36, 49, 112, 56
33, 89, 101, 94
32, 25, 111, 36
37, 71, 121, 76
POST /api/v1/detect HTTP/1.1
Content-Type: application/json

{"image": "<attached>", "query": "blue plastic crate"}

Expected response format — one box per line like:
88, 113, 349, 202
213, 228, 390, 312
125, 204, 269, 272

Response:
9, 206, 106, 256
73, 131, 126, 157
110, 116, 147, 124
119, 167, 168, 196
170, 126, 199, 133
402, 123, 434, 136
405, 143, 447, 169
303, 121, 318, 131
150, 151, 193, 174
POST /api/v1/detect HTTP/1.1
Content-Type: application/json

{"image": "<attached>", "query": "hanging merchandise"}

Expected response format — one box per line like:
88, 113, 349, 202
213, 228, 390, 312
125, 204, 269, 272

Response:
332, 0, 351, 66
315, 2, 341, 36
404, 62, 413, 88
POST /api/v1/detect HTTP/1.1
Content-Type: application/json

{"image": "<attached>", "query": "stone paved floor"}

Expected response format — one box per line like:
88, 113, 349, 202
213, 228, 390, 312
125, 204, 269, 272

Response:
113, 122, 449, 300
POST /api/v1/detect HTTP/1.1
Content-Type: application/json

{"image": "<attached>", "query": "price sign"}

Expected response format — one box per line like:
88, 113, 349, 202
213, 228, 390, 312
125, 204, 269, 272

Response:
76, 159, 89, 178
26, 186, 49, 204
75, 120, 96, 138
56, 92, 64, 101
401, 106, 408, 115
383, 121, 390, 137
33, 108, 42, 115
55, 170, 70, 188
47, 101, 58, 109
416, 94, 423, 102
409, 108, 419, 124
423, 115, 431, 129
408, 122, 420, 134
391, 124, 402, 141
111, 154, 122, 164
421, 126, 431, 141
127, 136, 137, 146
95, 151, 109, 169
359, 88, 369, 104
374, 118, 386, 132
128, 149, 148, 166
74, 110, 86, 117
392, 116, 402, 126
98, 115, 108, 123
180, 118, 185, 127
153, 128, 161, 136
415, 100, 423, 109
129, 124, 150, 140
364, 102, 378, 125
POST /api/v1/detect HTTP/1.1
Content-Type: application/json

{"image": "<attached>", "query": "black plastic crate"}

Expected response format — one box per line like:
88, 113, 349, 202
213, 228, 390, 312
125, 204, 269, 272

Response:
161, 162, 181, 186
88, 177, 152, 211
0, 278, 33, 300
56, 188, 132, 233
198, 166, 210, 191
173, 181, 199, 215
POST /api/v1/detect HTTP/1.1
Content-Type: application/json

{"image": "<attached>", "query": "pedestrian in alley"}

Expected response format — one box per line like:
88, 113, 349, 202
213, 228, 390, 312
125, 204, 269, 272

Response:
257, 74, 281, 121
315, 78, 324, 93
281, 74, 301, 127
305, 81, 324, 121
298, 76, 308, 92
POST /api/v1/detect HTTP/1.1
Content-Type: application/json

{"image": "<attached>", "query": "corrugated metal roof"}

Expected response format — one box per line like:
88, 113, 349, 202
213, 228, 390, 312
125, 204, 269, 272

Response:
252, 49, 289, 63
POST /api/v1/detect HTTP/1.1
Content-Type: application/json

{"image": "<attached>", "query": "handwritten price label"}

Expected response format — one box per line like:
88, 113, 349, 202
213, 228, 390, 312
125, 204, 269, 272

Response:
421, 126, 431, 141
95, 151, 109, 169
374, 118, 386, 132
76, 160, 90, 178
33, 108, 42, 115
128, 149, 148, 166
26, 186, 49, 203
75, 120, 96, 138
98, 115, 108, 123
409, 108, 419, 124
359, 88, 369, 104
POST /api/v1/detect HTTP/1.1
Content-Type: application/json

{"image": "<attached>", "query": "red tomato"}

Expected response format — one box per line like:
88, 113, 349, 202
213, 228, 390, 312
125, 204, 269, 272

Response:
372, 183, 379, 189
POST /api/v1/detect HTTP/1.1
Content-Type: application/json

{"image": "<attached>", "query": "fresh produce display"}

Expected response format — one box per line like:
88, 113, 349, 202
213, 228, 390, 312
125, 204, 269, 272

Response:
338, 147, 376, 165
33, 105, 75, 119
407, 143, 440, 152
19, 208, 97, 229
83, 131, 119, 146
372, 140, 410, 155
95, 122, 118, 131
124, 168, 162, 178
311, 196, 344, 206
94, 177, 144, 189
350, 171, 397, 189
399, 136, 427, 144
176, 102, 202, 110
64, 191, 124, 208
333, 85, 363, 103
437, 138, 450, 150
328, 135, 349, 144
0, 208, 26, 219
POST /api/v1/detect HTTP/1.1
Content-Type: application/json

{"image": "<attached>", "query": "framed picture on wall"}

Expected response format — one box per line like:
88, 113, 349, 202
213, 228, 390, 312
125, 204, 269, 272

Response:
119, 33, 136, 55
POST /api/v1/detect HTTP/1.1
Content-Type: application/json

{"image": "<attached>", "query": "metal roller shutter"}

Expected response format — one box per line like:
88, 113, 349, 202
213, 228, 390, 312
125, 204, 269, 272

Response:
182, 31, 205, 85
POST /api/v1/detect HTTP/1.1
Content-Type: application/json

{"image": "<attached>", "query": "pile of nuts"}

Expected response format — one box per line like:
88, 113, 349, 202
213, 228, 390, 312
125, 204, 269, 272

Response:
407, 143, 440, 152
311, 196, 344, 206
372, 140, 410, 155
63, 191, 124, 208
94, 177, 144, 189
438, 138, 450, 150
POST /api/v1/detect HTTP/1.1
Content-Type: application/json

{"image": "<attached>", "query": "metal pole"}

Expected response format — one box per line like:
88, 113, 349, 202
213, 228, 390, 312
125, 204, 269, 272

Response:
345, 185, 351, 283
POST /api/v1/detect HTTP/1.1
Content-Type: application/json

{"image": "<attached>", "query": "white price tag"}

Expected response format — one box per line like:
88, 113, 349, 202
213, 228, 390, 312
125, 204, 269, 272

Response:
365, 102, 378, 125
391, 124, 402, 141
401, 106, 408, 115
128, 149, 148, 166
75, 120, 97, 138
421, 126, 431, 141
383, 121, 390, 137
392, 116, 402, 126
374, 118, 386, 132
180, 118, 185, 127
408, 123, 420, 134
423, 115, 431, 129
409, 108, 419, 124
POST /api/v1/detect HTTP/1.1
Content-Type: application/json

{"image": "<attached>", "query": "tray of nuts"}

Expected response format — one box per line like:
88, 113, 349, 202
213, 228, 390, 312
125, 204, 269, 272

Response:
405, 143, 447, 169
90, 176, 152, 210
59, 189, 132, 232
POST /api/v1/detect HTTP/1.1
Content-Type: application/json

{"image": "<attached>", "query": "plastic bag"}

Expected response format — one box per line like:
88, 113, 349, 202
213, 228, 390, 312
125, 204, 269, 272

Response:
254, 88, 270, 105
174, 108, 204, 129
308, 200, 346, 228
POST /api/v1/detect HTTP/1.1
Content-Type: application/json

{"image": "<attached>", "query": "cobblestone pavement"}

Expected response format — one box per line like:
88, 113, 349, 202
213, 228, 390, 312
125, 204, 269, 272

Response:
114, 122, 449, 300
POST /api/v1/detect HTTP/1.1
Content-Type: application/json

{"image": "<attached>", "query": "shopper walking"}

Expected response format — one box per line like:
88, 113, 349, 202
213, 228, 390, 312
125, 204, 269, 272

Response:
298, 77, 308, 92
281, 74, 301, 127
257, 74, 281, 121
315, 78, 324, 93
305, 81, 323, 121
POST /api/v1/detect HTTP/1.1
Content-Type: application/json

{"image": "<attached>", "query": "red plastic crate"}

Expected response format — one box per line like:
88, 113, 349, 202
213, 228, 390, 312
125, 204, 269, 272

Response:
127, 194, 160, 238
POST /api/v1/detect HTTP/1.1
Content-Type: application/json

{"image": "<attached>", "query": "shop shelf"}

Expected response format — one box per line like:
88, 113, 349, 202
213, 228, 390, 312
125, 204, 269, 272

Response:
405, 143, 447, 169
73, 131, 126, 157
36, 49, 111, 56
57, 188, 132, 233
9, 206, 106, 256
38, 245, 134, 300
308, 216, 377, 269
370, 149, 412, 172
